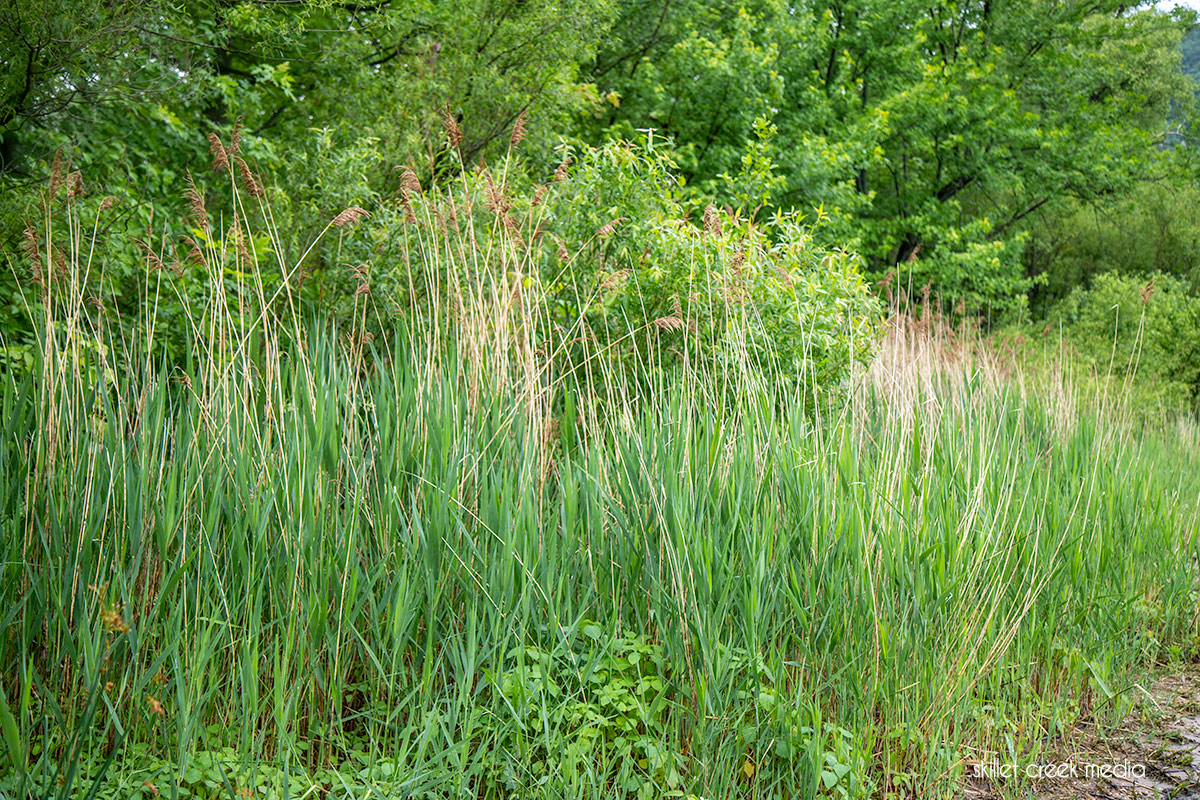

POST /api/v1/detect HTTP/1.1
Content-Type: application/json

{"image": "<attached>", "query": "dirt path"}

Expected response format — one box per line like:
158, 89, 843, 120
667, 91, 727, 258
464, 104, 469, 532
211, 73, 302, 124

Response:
963, 671, 1200, 799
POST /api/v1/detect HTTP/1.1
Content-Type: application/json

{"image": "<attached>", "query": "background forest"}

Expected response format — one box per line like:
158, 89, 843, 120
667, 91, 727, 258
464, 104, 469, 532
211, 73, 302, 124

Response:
2, 0, 1200, 407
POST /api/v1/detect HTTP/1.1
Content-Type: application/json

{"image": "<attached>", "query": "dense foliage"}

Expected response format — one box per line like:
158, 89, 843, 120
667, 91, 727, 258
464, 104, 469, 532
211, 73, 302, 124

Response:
2, 3, 1196, 293
3, 3, 1200, 799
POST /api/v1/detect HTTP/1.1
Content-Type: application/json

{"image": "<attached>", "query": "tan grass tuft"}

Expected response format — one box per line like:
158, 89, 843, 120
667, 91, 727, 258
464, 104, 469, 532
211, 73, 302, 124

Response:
21, 223, 42, 274
331, 206, 371, 227
352, 263, 370, 297
1141, 279, 1156, 304
208, 133, 229, 171
65, 170, 85, 200
502, 213, 525, 248
483, 170, 509, 215
230, 119, 243, 155
596, 218, 624, 237
180, 235, 206, 266
47, 150, 66, 206
441, 107, 463, 149
599, 269, 630, 291
234, 157, 263, 198
703, 205, 721, 236
137, 239, 173, 275
552, 154, 572, 182
230, 217, 253, 265
510, 109, 528, 148
184, 172, 209, 232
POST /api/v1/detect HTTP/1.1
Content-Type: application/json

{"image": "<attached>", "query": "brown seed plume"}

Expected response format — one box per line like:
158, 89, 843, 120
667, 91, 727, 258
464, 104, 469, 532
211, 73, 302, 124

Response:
47, 150, 66, 206
65, 170, 85, 200
483, 170, 508, 215
208, 134, 229, 171
184, 172, 209, 232
180, 235, 206, 266
21, 224, 42, 271
230, 120, 243, 155
1141, 280, 1156, 304
510, 109, 528, 148
22, 224, 45, 287
234, 157, 263, 198
332, 206, 371, 227
137, 239, 168, 274
703, 205, 721, 237
596, 218, 624, 237
441, 107, 463, 149
599, 269, 630, 291
552, 155, 572, 182
652, 298, 686, 332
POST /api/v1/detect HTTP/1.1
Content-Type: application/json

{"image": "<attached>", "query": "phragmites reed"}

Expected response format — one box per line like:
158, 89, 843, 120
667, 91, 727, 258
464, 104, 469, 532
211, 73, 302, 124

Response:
137, 238, 170, 274
230, 120, 243, 155
331, 206, 371, 227
552, 155, 572, 182
502, 212, 524, 248
596, 218, 623, 237
47, 150, 66, 207
352, 263, 370, 297
208, 133, 229, 171
98, 196, 116, 212
180, 235, 206, 266
651, 297, 685, 332
234, 157, 263, 198
510, 109, 528, 148
21, 224, 41, 269
21, 223, 44, 287
1141, 279, 1156, 304
65, 170, 85, 200
483, 170, 509, 215
398, 167, 421, 196
730, 240, 747, 275
703, 204, 721, 237
441, 107, 463, 149
397, 167, 421, 224
599, 269, 630, 291
556, 239, 569, 263
531, 184, 548, 207
184, 172, 209, 232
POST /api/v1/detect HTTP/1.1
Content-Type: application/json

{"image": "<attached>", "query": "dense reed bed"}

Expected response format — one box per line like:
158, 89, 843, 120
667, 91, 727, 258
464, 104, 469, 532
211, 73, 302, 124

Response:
1, 150, 1198, 800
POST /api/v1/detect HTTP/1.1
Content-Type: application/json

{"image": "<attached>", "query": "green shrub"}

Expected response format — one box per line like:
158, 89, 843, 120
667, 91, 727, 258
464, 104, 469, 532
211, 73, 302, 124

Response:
544, 139, 881, 396
1055, 271, 1200, 410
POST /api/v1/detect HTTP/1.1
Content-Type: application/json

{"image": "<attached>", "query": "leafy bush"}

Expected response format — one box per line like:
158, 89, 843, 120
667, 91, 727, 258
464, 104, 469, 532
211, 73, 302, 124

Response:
545, 138, 881, 396
1055, 271, 1200, 410
1026, 177, 1200, 312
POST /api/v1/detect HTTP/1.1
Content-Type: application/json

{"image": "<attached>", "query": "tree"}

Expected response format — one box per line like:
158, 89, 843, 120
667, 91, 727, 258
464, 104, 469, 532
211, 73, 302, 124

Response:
585, 1, 1197, 312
